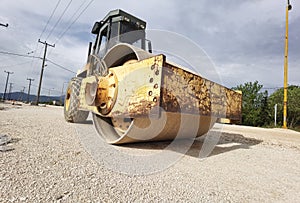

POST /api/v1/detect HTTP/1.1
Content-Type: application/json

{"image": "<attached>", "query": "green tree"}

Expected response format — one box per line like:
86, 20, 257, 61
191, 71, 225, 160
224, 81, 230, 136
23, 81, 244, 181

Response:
269, 86, 300, 128
233, 81, 271, 126
258, 91, 271, 126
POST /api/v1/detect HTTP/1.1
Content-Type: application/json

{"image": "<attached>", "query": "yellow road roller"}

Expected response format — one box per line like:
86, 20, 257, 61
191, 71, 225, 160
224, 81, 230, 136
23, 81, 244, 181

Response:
64, 9, 242, 144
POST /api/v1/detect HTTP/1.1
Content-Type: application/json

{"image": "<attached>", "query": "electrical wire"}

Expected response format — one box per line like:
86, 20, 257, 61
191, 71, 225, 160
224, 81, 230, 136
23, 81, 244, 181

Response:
46, 59, 76, 74
31, 84, 61, 94
47, 0, 95, 59
54, 0, 95, 44
0, 51, 42, 59
0, 79, 64, 96
0, 61, 32, 68
1, 80, 63, 95
0, 51, 76, 74
45, 0, 74, 41
39, 0, 62, 40
30, 0, 62, 78
47, 0, 87, 57
54, 0, 86, 43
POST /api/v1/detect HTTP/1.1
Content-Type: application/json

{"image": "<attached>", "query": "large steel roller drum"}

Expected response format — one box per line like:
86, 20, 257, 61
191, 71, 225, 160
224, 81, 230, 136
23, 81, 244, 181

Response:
92, 44, 217, 144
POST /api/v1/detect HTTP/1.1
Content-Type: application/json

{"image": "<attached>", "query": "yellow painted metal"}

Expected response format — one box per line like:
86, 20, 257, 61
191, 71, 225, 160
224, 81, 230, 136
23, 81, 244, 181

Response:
218, 118, 231, 124
65, 86, 71, 111
108, 55, 163, 117
78, 52, 242, 144
79, 53, 242, 124
96, 72, 118, 115
161, 62, 242, 123
283, 3, 290, 129
79, 55, 164, 118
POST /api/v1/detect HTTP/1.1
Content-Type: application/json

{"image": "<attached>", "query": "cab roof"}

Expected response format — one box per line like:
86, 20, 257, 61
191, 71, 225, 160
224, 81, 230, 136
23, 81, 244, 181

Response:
102, 9, 146, 27
91, 9, 147, 34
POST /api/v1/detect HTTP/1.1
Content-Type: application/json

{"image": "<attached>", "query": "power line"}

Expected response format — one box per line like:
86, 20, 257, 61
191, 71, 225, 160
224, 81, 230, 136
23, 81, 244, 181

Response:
54, 0, 95, 44
46, 59, 76, 74
28, 47, 44, 78
0, 50, 42, 81
0, 50, 74, 74
0, 61, 31, 68
0, 51, 42, 60
31, 0, 73, 72
1, 80, 61, 96
39, 0, 62, 40
48, 0, 94, 57
45, 0, 74, 41
30, 0, 62, 79
31, 84, 61, 94
58, 0, 86, 34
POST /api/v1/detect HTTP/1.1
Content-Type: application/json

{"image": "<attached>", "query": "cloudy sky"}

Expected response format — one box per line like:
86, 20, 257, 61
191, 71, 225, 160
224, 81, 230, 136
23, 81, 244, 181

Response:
0, 0, 299, 97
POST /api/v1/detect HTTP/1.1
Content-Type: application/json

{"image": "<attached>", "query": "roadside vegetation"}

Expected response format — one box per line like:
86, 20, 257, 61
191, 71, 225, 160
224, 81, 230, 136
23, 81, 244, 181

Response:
233, 81, 300, 129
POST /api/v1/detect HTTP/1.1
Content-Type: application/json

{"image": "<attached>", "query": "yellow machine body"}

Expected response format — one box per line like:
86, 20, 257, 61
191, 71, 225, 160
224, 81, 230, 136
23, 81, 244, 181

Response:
77, 53, 242, 144
64, 10, 242, 144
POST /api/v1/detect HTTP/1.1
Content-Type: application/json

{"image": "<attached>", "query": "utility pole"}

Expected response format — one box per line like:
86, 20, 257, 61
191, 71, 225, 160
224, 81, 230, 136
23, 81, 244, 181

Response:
2, 71, 13, 101
48, 88, 54, 103
0, 22, 8, 27
36, 39, 55, 105
60, 82, 68, 105
18, 86, 26, 101
8, 83, 13, 100
283, 0, 292, 129
27, 78, 34, 103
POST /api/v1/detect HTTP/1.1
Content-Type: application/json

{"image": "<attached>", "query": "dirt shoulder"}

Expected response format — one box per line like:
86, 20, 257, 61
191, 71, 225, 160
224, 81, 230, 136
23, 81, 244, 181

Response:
222, 124, 300, 150
1, 102, 300, 202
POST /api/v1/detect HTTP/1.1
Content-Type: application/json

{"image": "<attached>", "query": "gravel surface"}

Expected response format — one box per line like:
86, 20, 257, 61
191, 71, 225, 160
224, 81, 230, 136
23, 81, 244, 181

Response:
1, 102, 300, 202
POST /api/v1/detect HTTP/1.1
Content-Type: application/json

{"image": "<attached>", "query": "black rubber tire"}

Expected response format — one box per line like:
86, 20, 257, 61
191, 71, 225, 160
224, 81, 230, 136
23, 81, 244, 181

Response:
64, 77, 89, 123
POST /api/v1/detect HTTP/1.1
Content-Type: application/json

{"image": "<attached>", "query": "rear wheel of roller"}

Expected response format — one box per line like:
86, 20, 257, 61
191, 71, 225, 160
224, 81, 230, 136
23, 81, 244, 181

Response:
64, 77, 89, 123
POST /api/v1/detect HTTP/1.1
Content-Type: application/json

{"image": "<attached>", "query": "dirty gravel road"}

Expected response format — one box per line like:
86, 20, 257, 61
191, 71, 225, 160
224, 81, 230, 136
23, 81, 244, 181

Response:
1, 103, 300, 202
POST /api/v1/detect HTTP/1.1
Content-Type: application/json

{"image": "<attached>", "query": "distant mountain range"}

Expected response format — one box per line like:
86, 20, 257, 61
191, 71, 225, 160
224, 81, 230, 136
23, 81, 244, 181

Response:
0, 92, 64, 104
